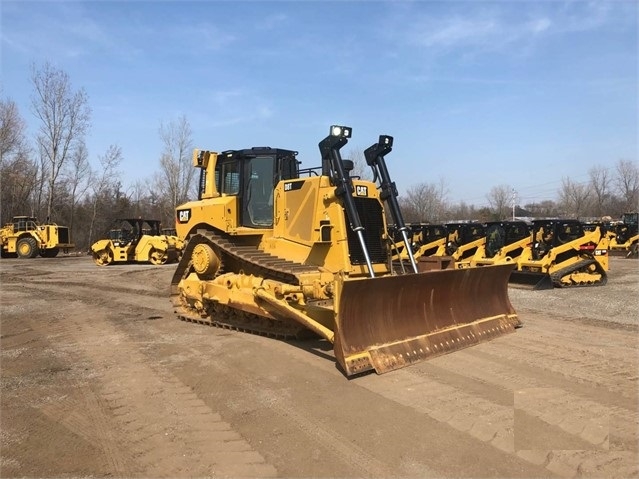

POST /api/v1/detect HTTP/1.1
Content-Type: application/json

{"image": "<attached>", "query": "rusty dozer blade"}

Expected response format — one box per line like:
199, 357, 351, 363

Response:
333, 263, 520, 376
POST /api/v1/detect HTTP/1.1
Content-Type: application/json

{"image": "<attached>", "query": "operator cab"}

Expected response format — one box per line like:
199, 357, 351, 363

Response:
213, 147, 299, 228
12, 216, 38, 232
531, 219, 584, 259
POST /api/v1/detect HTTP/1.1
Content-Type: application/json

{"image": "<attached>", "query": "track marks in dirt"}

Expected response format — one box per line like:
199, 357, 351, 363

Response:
154, 332, 422, 478
38, 390, 131, 475
355, 337, 638, 478
44, 306, 278, 478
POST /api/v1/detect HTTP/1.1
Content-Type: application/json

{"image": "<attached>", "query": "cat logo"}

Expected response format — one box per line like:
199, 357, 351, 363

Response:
177, 209, 191, 224
355, 185, 368, 197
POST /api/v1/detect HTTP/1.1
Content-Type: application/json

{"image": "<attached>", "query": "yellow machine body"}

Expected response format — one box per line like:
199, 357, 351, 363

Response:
91, 218, 181, 266
172, 129, 519, 377
511, 220, 609, 289
607, 213, 638, 259
0, 216, 74, 259
469, 221, 531, 267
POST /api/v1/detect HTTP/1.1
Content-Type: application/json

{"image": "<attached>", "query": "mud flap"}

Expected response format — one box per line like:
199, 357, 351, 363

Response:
333, 263, 520, 376
509, 271, 554, 290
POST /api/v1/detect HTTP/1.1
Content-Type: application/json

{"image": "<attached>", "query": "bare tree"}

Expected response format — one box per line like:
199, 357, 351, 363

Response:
486, 184, 514, 220
558, 177, 592, 218
87, 145, 122, 247
524, 200, 559, 218
0, 97, 34, 223
30, 62, 91, 221
345, 146, 373, 181
64, 141, 91, 232
588, 165, 611, 217
614, 159, 639, 213
128, 179, 153, 219
0, 98, 28, 164
399, 179, 449, 223
156, 115, 195, 219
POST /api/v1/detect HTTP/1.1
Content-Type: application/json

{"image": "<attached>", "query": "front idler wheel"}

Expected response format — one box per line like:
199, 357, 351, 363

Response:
191, 243, 220, 279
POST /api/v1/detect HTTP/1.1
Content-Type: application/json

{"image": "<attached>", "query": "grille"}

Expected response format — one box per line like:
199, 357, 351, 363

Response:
346, 197, 388, 265
58, 227, 70, 244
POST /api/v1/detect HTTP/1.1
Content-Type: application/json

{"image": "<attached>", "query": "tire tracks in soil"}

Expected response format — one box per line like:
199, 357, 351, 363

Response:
10, 282, 278, 478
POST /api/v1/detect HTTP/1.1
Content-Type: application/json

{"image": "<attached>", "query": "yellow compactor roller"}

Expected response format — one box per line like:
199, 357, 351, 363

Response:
91, 218, 181, 266
171, 126, 519, 376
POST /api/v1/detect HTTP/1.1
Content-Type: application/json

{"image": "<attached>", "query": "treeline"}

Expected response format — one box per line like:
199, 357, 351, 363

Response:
397, 160, 638, 224
1, 63, 197, 251
1, 63, 637, 251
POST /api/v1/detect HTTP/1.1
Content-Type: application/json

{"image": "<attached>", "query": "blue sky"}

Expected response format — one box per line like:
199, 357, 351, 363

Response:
1, 0, 637, 207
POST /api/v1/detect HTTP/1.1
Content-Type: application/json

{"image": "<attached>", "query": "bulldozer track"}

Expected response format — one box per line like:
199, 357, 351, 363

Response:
550, 258, 608, 288
170, 229, 322, 339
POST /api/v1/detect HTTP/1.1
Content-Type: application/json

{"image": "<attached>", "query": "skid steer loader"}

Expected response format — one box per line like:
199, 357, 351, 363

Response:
608, 212, 638, 258
471, 220, 531, 267
441, 222, 487, 268
510, 219, 609, 289
171, 126, 519, 377
391, 223, 448, 259
0, 216, 74, 258
392, 223, 453, 272
91, 218, 181, 266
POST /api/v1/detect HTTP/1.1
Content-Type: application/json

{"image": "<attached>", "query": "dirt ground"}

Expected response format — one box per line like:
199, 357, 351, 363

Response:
1, 255, 638, 478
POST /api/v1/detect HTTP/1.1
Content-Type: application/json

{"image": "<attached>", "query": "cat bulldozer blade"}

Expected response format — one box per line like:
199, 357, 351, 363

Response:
510, 219, 609, 290
171, 126, 519, 377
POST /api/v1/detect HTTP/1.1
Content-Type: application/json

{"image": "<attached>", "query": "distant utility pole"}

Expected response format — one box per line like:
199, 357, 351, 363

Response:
511, 188, 517, 220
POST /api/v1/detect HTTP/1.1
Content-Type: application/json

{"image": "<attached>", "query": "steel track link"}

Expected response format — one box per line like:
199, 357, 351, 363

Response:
170, 229, 322, 339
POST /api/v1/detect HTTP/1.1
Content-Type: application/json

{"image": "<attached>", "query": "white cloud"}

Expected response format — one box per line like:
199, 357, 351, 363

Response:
414, 17, 498, 48
391, 1, 630, 55
528, 18, 552, 34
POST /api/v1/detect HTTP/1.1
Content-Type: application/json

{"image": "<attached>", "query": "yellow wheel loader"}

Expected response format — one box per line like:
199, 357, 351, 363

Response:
0, 216, 74, 259
510, 219, 609, 289
607, 212, 638, 259
172, 126, 519, 377
91, 218, 180, 266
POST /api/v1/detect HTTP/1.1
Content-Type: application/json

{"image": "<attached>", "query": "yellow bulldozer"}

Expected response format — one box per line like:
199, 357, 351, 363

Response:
91, 218, 181, 266
0, 216, 74, 258
171, 126, 520, 377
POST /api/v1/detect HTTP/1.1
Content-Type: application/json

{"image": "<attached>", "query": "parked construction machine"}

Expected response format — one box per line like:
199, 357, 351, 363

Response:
0, 216, 74, 258
608, 212, 638, 258
392, 223, 447, 258
441, 222, 487, 268
171, 126, 519, 377
91, 218, 181, 266
472, 220, 531, 267
510, 219, 609, 289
